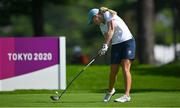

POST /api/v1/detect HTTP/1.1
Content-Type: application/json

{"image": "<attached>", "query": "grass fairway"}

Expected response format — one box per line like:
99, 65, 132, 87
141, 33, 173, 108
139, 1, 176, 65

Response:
0, 61, 180, 107
0, 92, 180, 107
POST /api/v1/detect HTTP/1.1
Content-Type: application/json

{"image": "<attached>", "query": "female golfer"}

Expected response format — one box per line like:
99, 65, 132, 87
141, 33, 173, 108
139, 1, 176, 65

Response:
88, 7, 135, 102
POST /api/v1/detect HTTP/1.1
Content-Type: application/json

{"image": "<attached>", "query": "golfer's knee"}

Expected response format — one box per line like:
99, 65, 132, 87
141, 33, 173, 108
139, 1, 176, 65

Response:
122, 66, 130, 74
111, 66, 119, 75
110, 70, 118, 76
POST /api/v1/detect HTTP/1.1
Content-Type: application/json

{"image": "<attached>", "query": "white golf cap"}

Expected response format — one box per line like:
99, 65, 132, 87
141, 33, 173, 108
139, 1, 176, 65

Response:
88, 8, 99, 24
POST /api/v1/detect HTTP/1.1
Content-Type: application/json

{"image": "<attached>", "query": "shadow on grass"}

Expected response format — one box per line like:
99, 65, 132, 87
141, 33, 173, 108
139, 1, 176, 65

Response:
132, 61, 180, 78
93, 89, 180, 93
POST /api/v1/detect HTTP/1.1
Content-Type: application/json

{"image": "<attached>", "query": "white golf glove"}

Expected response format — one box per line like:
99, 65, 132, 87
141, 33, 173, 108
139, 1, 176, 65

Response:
99, 44, 108, 56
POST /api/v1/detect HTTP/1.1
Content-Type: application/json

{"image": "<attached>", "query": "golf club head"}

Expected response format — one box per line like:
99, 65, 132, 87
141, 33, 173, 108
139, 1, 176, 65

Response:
50, 95, 60, 101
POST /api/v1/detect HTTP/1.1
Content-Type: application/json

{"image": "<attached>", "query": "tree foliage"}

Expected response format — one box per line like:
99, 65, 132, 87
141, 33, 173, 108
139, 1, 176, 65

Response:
0, 0, 179, 63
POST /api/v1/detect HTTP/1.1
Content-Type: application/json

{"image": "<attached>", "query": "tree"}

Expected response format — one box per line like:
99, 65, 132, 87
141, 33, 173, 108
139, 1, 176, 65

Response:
155, 0, 180, 60
172, 0, 180, 60
137, 0, 155, 64
32, 0, 44, 36
0, 0, 75, 36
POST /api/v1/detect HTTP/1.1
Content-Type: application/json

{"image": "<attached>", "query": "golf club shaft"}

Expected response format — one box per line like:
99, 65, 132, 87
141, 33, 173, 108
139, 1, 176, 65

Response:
58, 54, 99, 99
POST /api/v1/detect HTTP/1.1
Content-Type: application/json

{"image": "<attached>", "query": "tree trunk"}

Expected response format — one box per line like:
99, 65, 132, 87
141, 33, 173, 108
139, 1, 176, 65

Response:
172, 6, 178, 61
137, 0, 155, 64
0, 0, 12, 36
32, 0, 44, 36
172, 0, 180, 60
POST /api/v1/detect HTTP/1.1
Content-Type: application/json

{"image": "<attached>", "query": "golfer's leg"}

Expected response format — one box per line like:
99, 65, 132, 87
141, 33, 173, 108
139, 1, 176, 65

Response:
121, 59, 132, 96
108, 64, 119, 92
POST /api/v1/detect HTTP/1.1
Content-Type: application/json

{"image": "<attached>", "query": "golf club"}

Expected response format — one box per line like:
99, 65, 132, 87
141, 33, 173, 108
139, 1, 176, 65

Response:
50, 53, 100, 101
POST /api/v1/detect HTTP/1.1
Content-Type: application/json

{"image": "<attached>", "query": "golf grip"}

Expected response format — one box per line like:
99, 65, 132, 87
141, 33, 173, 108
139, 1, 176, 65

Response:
58, 54, 99, 99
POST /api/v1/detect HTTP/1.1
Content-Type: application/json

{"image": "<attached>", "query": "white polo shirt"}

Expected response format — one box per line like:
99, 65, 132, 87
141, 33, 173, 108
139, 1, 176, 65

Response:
100, 11, 133, 45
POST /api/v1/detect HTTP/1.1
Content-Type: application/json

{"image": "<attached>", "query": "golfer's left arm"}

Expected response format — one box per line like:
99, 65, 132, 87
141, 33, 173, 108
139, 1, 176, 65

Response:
104, 20, 115, 45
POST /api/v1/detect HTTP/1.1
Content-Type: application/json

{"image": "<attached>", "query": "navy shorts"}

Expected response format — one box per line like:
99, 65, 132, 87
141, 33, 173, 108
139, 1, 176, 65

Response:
111, 38, 136, 64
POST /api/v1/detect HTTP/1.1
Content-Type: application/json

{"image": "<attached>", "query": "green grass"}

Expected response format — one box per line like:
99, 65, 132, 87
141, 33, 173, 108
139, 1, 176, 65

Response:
0, 61, 180, 107
0, 92, 180, 107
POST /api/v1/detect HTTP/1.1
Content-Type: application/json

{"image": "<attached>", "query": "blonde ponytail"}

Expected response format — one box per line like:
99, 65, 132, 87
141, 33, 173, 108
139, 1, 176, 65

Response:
100, 7, 117, 15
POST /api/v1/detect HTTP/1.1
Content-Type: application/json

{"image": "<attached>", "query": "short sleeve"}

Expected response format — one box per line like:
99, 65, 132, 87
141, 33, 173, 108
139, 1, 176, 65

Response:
103, 11, 113, 22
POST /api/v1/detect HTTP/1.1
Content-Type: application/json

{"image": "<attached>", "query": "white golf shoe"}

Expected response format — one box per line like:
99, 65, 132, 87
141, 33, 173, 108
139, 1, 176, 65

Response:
114, 95, 131, 103
103, 88, 115, 102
